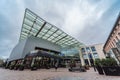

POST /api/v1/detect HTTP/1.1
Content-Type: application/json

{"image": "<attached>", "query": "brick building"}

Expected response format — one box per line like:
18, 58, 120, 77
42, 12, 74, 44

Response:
103, 13, 120, 63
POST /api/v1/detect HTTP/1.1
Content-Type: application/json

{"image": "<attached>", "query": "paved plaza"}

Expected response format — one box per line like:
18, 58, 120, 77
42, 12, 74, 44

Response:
0, 68, 120, 80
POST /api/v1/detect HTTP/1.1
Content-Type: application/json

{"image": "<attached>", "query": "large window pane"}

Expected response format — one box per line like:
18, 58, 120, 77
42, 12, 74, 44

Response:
83, 54, 87, 59
56, 30, 62, 35
26, 11, 36, 20
44, 23, 52, 29
81, 48, 85, 53
23, 24, 31, 30
51, 27, 57, 32
26, 13, 35, 22
47, 31, 54, 35
36, 18, 44, 26
24, 18, 33, 26
91, 46, 96, 52
22, 28, 30, 33
53, 33, 58, 37
26, 10, 36, 18
86, 47, 90, 52
93, 53, 99, 59
33, 24, 41, 30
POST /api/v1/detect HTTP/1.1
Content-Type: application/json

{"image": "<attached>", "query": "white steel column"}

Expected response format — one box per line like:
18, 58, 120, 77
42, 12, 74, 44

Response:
87, 53, 91, 66
79, 48, 85, 66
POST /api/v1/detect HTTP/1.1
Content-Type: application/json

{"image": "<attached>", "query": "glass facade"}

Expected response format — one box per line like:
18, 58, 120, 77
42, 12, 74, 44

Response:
61, 47, 79, 56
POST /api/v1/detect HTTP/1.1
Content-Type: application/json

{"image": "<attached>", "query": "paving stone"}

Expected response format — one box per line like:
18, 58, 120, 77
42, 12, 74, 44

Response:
0, 68, 120, 80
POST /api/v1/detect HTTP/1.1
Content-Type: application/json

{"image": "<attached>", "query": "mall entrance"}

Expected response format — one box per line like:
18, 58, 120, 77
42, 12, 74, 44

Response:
24, 47, 62, 69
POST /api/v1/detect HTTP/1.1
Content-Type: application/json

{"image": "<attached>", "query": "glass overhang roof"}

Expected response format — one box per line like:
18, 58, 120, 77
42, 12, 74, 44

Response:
19, 9, 84, 47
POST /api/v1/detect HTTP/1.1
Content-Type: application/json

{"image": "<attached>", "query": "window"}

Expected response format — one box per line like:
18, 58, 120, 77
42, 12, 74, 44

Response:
91, 46, 96, 52
93, 53, 99, 59
116, 36, 119, 41
86, 47, 90, 52
81, 48, 85, 53
83, 54, 87, 59
113, 39, 116, 43
118, 32, 120, 35
88, 53, 92, 59
112, 42, 115, 47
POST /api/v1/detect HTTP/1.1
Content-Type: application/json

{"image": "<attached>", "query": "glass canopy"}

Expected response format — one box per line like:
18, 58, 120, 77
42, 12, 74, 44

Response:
19, 9, 84, 47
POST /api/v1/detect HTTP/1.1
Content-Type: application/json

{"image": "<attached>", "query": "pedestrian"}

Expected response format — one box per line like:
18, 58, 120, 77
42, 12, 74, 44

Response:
93, 63, 96, 72
55, 62, 58, 71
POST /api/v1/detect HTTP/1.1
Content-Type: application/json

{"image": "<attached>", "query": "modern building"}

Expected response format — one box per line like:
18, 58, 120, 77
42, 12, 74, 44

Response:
103, 13, 120, 63
81, 43, 105, 66
8, 9, 85, 68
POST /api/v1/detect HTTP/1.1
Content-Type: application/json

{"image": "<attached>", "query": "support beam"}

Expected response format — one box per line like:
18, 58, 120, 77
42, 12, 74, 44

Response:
46, 29, 59, 40
79, 48, 85, 66
55, 35, 67, 43
41, 26, 53, 38
35, 22, 46, 37
28, 17, 37, 35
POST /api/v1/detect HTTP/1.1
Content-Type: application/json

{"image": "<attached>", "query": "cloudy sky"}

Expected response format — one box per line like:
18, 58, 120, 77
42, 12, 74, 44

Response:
0, 0, 120, 59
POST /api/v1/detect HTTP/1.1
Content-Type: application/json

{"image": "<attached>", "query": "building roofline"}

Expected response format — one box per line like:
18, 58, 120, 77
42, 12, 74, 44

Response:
88, 43, 104, 46
103, 12, 120, 50
81, 43, 104, 48
19, 8, 84, 48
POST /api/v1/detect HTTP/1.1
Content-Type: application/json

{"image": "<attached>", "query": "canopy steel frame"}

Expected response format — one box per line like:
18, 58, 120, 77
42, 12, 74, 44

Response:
19, 8, 83, 47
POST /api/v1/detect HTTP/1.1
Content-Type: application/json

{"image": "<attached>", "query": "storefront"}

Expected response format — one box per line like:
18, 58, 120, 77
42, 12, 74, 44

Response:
24, 50, 62, 69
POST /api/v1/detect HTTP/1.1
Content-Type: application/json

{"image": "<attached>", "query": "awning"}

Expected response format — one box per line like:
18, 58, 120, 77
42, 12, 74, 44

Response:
19, 8, 84, 48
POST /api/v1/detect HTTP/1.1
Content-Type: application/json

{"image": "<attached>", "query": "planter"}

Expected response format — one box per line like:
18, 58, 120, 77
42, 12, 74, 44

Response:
19, 66, 24, 71
46, 66, 50, 69
45, 64, 50, 69
31, 67, 37, 70
9, 65, 14, 70
31, 64, 38, 70
5, 64, 9, 69
14, 66, 19, 70
96, 66, 104, 75
102, 66, 120, 76
84, 65, 89, 70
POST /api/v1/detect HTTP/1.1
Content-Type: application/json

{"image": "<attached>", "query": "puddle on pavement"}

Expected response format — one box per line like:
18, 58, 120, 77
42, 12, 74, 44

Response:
49, 77, 85, 80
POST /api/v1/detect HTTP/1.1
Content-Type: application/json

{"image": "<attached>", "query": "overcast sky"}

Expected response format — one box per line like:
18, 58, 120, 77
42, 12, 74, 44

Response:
0, 0, 120, 59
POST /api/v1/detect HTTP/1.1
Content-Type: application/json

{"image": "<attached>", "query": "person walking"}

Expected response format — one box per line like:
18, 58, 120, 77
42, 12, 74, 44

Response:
55, 61, 58, 71
93, 63, 96, 72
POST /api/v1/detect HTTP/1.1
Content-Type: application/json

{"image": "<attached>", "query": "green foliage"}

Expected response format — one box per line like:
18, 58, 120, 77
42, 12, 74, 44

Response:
95, 58, 118, 67
10, 64, 14, 67
101, 58, 118, 67
94, 59, 101, 66
15, 64, 19, 67
19, 64, 24, 67
31, 63, 38, 67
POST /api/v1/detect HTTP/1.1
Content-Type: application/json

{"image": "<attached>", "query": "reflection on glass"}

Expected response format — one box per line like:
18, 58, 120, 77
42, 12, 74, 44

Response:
93, 53, 99, 59
91, 46, 96, 52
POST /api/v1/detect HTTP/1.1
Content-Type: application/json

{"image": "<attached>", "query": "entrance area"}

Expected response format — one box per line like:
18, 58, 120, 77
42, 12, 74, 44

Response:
24, 48, 62, 69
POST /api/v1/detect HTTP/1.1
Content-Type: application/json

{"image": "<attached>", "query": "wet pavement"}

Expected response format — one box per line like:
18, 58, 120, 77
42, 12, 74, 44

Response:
0, 68, 120, 80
